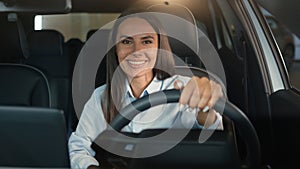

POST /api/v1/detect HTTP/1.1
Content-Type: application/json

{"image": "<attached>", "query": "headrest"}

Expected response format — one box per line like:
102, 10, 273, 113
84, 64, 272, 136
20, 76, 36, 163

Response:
85, 29, 111, 87
86, 29, 111, 42
66, 38, 84, 68
26, 30, 69, 77
66, 38, 83, 46
147, 3, 201, 67
28, 30, 64, 58
86, 29, 97, 41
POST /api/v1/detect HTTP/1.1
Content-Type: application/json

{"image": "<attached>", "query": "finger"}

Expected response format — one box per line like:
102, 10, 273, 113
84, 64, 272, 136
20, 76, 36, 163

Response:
197, 78, 212, 109
207, 83, 223, 108
197, 86, 212, 109
179, 78, 197, 105
188, 89, 201, 108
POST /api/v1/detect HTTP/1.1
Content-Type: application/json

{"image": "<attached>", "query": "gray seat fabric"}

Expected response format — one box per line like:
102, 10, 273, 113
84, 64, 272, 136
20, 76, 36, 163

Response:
25, 30, 72, 130
0, 64, 50, 107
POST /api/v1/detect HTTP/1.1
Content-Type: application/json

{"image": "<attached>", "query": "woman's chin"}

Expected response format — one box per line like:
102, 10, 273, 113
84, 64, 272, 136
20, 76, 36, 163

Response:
125, 69, 154, 80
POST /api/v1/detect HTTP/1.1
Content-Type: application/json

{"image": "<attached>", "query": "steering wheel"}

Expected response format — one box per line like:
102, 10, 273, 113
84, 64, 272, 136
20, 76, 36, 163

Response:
108, 89, 261, 168
92, 67, 261, 168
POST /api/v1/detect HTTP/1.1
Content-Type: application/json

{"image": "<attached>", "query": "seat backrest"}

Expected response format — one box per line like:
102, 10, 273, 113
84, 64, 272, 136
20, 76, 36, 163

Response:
0, 106, 70, 167
147, 3, 202, 67
66, 38, 84, 73
86, 29, 98, 41
0, 63, 50, 107
25, 29, 72, 131
91, 4, 203, 89
87, 29, 111, 88
71, 29, 111, 130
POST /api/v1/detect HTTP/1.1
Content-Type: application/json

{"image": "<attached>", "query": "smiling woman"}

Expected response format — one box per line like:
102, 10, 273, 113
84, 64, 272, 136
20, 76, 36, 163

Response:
3, 0, 300, 168
68, 7, 224, 169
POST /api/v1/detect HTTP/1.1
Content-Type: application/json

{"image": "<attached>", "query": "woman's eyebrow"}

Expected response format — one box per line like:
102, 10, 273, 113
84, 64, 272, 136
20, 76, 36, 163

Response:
118, 35, 155, 40
119, 35, 133, 39
141, 35, 154, 40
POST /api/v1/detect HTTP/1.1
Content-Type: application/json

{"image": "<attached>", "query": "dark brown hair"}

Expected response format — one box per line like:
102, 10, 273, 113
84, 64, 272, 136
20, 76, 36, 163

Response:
102, 8, 175, 123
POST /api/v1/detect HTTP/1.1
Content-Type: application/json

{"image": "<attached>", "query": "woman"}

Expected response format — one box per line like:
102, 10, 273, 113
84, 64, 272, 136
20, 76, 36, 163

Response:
69, 9, 224, 169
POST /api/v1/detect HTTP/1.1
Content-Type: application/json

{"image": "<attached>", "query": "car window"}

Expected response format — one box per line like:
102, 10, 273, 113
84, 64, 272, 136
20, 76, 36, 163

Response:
260, 6, 300, 90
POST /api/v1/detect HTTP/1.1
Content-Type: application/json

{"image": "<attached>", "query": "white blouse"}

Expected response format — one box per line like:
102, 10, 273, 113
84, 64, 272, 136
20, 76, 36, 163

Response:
68, 75, 223, 169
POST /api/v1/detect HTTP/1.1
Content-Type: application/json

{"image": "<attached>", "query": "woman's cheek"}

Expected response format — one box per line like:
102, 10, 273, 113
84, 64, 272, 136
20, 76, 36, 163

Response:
117, 49, 129, 62
147, 49, 158, 65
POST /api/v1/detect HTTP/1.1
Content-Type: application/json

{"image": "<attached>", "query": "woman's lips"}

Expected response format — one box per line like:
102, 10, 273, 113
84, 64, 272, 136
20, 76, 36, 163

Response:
127, 60, 147, 68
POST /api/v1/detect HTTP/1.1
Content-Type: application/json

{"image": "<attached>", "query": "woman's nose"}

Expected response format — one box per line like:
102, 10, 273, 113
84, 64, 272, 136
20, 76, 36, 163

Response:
132, 43, 144, 56
133, 42, 145, 52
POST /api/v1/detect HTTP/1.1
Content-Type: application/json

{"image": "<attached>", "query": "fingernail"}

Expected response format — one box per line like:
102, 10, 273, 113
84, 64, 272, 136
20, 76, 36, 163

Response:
188, 107, 194, 112
179, 104, 184, 112
178, 80, 184, 89
202, 106, 209, 113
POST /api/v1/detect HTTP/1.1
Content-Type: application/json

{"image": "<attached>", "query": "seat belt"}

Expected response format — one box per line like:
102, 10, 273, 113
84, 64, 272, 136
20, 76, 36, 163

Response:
7, 13, 30, 59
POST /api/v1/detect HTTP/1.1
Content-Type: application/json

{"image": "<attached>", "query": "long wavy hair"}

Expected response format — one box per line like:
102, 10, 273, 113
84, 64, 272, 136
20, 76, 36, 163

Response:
102, 8, 175, 123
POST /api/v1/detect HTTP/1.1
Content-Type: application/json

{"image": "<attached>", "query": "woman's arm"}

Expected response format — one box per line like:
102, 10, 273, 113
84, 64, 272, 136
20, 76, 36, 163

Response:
69, 87, 107, 169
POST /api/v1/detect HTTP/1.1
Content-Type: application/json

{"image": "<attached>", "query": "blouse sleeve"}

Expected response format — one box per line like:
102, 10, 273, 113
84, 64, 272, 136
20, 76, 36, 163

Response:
68, 86, 107, 169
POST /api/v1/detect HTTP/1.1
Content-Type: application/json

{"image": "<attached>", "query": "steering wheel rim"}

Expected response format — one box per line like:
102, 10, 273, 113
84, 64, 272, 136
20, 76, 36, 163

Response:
110, 89, 261, 168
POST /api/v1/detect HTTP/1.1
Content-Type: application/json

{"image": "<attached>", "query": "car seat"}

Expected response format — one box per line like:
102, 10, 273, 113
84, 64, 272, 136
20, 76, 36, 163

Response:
25, 29, 72, 132
0, 63, 50, 107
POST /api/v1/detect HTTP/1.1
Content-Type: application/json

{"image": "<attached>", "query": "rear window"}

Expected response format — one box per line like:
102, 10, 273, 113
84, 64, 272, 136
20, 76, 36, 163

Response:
34, 13, 120, 41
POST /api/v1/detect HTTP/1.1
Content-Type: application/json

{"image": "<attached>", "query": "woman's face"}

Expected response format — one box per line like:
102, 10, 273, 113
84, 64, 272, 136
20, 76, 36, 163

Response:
116, 17, 158, 80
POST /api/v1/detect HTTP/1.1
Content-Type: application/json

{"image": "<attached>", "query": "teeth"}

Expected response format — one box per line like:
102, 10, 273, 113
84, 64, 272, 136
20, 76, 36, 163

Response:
128, 60, 146, 65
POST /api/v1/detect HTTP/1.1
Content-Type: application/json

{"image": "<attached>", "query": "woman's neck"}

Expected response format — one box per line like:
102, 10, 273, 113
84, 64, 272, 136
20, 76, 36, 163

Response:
129, 73, 154, 98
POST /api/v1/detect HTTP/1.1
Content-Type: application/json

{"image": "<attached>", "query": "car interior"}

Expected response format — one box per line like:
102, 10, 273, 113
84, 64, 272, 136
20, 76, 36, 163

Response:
1, 0, 300, 169
0, 106, 70, 167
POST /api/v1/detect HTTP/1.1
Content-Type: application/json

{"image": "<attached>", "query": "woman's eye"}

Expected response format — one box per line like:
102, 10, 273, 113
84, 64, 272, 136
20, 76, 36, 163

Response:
143, 40, 153, 44
121, 39, 132, 44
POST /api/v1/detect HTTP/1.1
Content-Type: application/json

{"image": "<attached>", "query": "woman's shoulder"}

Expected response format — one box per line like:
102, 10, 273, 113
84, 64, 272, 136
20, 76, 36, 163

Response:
93, 84, 107, 97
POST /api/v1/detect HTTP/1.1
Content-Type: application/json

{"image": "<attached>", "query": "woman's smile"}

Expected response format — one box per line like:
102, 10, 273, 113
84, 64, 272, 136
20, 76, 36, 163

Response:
127, 59, 148, 68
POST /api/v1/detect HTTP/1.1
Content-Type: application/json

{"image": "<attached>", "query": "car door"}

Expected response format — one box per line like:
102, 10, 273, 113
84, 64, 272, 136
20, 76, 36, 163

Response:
215, 0, 300, 168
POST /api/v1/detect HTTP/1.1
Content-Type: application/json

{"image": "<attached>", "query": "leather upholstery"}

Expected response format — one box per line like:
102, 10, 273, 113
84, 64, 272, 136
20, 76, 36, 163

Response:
0, 64, 50, 107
